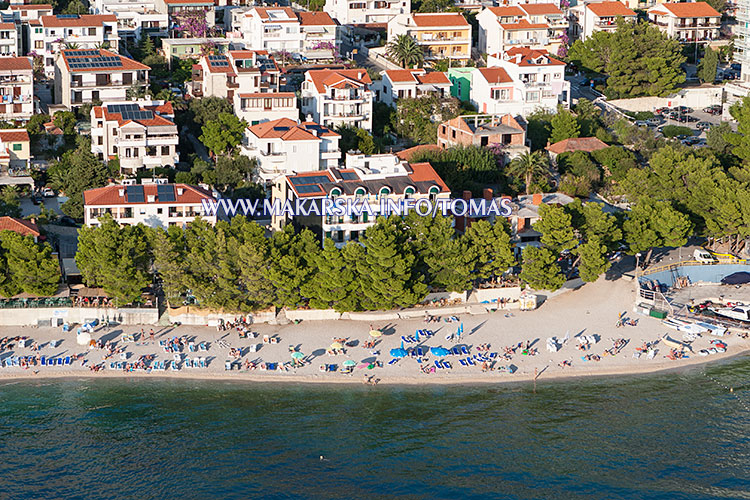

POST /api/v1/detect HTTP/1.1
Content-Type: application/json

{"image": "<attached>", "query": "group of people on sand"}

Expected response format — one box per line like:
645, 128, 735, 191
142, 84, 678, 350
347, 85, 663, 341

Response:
217, 317, 251, 332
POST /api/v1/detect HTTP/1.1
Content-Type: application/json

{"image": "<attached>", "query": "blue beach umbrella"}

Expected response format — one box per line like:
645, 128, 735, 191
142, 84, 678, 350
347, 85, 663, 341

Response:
390, 348, 408, 358
430, 347, 450, 357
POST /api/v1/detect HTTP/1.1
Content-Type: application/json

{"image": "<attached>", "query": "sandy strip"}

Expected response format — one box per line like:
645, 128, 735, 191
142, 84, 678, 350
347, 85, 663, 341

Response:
1, 276, 748, 386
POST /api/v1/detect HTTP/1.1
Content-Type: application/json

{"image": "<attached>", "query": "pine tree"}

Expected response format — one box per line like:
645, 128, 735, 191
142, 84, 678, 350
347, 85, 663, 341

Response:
302, 239, 361, 311
264, 225, 320, 308
533, 204, 577, 254
149, 226, 187, 301
576, 238, 610, 283
520, 246, 565, 291
549, 105, 580, 144
464, 219, 515, 282
236, 220, 274, 309
0, 231, 60, 296
698, 46, 718, 84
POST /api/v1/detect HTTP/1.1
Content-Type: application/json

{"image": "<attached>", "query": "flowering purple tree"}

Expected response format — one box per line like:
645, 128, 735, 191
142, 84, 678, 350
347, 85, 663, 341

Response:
200, 40, 217, 57
557, 32, 569, 58
273, 50, 293, 65
560, 0, 570, 8
173, 10, 219, 38
488, 142, 507, 167
311, 41, 339, 59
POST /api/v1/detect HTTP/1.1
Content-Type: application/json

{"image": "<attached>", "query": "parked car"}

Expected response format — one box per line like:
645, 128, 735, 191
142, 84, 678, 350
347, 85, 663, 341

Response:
703, 105, 721, 115
676, 106, 693, 114
42, 187, 55, 197
696, 121, 712, 130
682, 136, 701, 146
655, 107, 671, 116
647, 117, 662, 127
685, 115, 699, 122
634, 120, 649, 127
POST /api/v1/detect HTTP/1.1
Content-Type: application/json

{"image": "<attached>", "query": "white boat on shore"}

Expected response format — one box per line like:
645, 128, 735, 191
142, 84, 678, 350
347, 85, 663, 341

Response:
694, 321, 727, 337
662, 318, 708, 334
712, 304, 750, 322
661, 334, 693, 353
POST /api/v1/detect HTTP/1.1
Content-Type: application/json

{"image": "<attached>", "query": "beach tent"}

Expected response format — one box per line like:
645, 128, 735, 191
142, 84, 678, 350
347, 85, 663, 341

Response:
721, 272, 750, 285
430, 347, 450, 357
390, 348, 408, 358
330, 342, 344, 350
343, 360, 356, 367
369, 330, 382, 338
291, 351, 304, 360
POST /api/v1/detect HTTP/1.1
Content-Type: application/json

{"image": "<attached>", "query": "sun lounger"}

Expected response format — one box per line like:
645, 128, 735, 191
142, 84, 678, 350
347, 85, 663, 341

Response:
225, 360, 232, 370
459, 359, 467, 366
188, 342, 196, 352
416, 346, 425, 356
199, 358, 206, 368
401, 336, 412, 343
451, 347, 461, 355
40, 356, 46, 366
64, 356, 71, 365
434, 360, 442, 369
460, 346, 469, 355
443, 361, 452, 369
466, 357, 475, 366
388, 358, 399, 365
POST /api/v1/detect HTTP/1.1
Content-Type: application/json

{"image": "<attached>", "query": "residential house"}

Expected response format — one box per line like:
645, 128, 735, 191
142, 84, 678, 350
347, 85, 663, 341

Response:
271, 152, 450, 247
377, 68, 450, 106
448, 66, 473, 101
301, 68, 373, 132
189, 49, 280, 100
437, 113, 528, 162
569, 1, 636, 41
90, 0, 168, 43
387, 12, 472, 62
234, 91, 297, 126
0, 216, 40, 241
5, 4, 53, 22
90, 101, 179, 173
0, 22, 19, 57
54, 49, 150, 109
34, 14, 119, 78
545, 136, 609, 160
241, 117, 341, 184
154, 0, 215, 32
298, 11, 340, 60
0, 129, 32, 188
236, 7, 303, 54
486, 47, 570, 108
2, 4, 52, 54
477, 4, 567, 56
509, 192, 574, 251
324, 0, 409, 26
0, 56, 34, 122
161, 37, 231, 67
648, 2, 721, 43
83, 182, 218, 228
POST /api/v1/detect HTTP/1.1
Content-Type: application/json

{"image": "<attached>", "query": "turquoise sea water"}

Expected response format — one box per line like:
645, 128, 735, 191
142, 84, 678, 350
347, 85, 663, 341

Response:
1, 358, 749, 500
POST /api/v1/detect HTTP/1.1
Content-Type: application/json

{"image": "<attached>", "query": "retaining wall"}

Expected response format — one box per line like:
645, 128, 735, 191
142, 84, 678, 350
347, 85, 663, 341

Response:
468, 286, 522, 303
0, 307, 158, 326
639, 263, 750, 288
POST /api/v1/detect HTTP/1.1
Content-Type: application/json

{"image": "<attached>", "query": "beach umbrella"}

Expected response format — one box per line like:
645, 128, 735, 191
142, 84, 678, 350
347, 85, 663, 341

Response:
343, 359, 356, 367
430, 347, 450, 357
291, 351, 304, 360
369, 330, 382, 338
390, 348, 408, 358
330, 342, 344, 350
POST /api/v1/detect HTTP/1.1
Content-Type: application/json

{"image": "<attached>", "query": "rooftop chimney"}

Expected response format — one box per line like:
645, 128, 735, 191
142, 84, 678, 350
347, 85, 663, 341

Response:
532, 193, 543, 206
118, 188, 125, 197
177, 187, 184, 196
483, 188, 493, 201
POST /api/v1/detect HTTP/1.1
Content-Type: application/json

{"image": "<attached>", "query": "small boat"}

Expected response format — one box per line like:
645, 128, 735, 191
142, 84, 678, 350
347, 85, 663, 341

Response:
662, 334, 693, 352
694, 321, 727, 337
662, 318, 707, 334
712, 304, 750, 322
699, 349, 709, 356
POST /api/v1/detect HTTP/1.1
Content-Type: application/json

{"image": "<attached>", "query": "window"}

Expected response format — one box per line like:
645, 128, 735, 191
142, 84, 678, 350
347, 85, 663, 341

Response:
525, 91, 540, 102
122, 73, 133, 85
34, 41, 43, 49
491, 89, 509, 100
12, 143, 21, 151
161, 146, 170, 155
157, 208, 163, 214
97, 136, 103, 145
354, 187, 366, 198
88, 28, 96, 36
429, 186, 439, 202
351, 230, 359, 241
330, 187, 342, 198
404, 186, 415, 199
378, 187, 390, 199
554, 73, 562, 79
35, 28, 42, 34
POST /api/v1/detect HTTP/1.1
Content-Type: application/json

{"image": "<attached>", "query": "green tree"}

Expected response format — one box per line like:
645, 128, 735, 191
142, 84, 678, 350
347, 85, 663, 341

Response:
392, 95, 461, 145
706, 121, 733, 155
0, 186, 21, 218
576, 238, 610, 283
148, 226, 186, 301
526, 109, 554, 151
410, 145, 501, 195
264, 225, 320, 308
137, 34, 156, 60
533, 203, 577, 254
549, 105, 581, 144
698, 46, 719, 83
47, 139, 110, 219
591, 146, 637, 181
337, 125, 376, 154
199, 112, 247, 157
387, 34, 424, 68
623, 200, 693, 262
726, 96, 750, 164
0, 231, 60, 296
235, 219, 275, 309
188, 97, 233, 128
26, 113, 50, 138
557, 151, 601, 197
302, 239, 361, 311
660, 124, 694, 138
464, 219, 515, 282
215, 155, 256, 190
53, 111, 76, 135
506, 151, 549, 195
62, 0, 86, 14
520, 246, 565, 291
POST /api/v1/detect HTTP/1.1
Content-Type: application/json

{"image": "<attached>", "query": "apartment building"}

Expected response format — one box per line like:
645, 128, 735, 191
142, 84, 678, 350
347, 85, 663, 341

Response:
648, 2, 721, 43
301, 68, 373, 132
377, 68, 450, 106
298, 11, 340, 60
477, 3, 567, 56
569, 1, 636, 41
241, 117, 341, 184
2, 3, 52, 54
154, 0, 215, 30
0, 22, 19, 57
189, 50, 281, 100
4, 4, 53, 22
271, 153, 450, 247
90, 0, 168, 43
237, 7, 302, 54
234, 91, 297, 125
0, 56, 33, 122
437, 113, 528, 161
54, 49, 150, 109
161, 37, 231, 65
737, 0, 750, 82
0, 128, 30, 171
324, 0, 410, 26
90, 101, 179, 173
388, 13, 471, 62
83, 182, 218, 228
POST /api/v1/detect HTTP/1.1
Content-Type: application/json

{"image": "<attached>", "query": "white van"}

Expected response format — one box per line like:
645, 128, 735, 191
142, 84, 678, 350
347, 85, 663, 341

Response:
694, 249, 717, 263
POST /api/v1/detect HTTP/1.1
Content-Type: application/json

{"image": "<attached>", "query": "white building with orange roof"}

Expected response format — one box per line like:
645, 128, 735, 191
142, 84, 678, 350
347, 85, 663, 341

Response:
33, 14, 119, 77
0, 128, 30, 172
569, 1, 637, 41
90, 101, 178, 173
648, 2, 721, 43
234, 91, 298, 126
388, 12, 472, 62
242, 117, 340, 184
377, 68, 450, 106
237, 6, 303, 54
0, 22, 19, 58
3, 3, 53, 22
0, 216, 40, 241
189, 50, 282, 101
83, 182, 217, 228
54, 49, 150, 109
0, 57, 34, 122
298, 11, 341, 60
301, 68, 373, 132
154, 0, 215, 31
478, 4, 567, 56
487, 47, 569, 108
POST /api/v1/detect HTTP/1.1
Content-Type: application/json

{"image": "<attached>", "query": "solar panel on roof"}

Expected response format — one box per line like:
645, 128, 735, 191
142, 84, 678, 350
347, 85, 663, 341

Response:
290, 175, 329, 186
339, 172, 358, 180
56, 14, 79, 18
295, 185, 323, 194
157, 184, 175, 202
126, 185, 144, 203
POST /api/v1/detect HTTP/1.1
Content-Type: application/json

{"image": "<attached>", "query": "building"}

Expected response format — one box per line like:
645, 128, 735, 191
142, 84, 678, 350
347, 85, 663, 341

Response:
34, 14, 119, 78
486, 47, 570, 107
477, 4, 567, 56
2, 4, 52, 55
234, 91, 297, 126
324, 0, 409, 26
448, 66, 473, 101
0, 128, 30, 172
0, 216, 40, 241
437, 113, 528, 161
83, 182, 218, 228
301, 68, 374, 132
4, 4, 53, 22
54, 49, 150, 109
736, 0, 750, 82
188, 50, 280, 100
90, 101, 179, 173
377, 68, 450, 106
271, 153, 450, 247
298, 11, 340, 61
236, 7, 303, 54
647, 2, 721, 43
90, 0, 168, 43
0, 22, 19, 58
0, 56, 34, 122
161, 37, 231, 66
154, 0, 215, 31
241, 117, 341, 185
545, 136, 609, 160
387, 12, 472, 63
569, 1, 636, 41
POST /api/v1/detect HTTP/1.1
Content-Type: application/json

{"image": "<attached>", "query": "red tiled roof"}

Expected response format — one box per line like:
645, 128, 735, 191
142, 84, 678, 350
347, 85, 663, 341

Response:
586, 2, 636, 17
100, 104, 175, 128
253, 6, 297, 21
487, 6, 525, 17
163, 0, 213, 4
396, 144, 442, 161
383, 69, 449, 85
237, 91, 295, 99
504, 47, 565, 66
0, 129, 29, 142
408, 162, 450, 192
0, 23, 16, 30
0, 217, 40, 237
546, 137, 609, 154
411, 12, 470, 27
478, 67, 513, 84
306, 68, 371, 93
10, 4, 53, 9
518, 3, 562, 15
84, 184, 214, 206
297, 11, 336, 26
416, 71, 450, 85
247, 117, 319, 141
61, 49, 150, 72
203, 54, 236, 75
499, 19, 549, 30
41, 14, 116, 27
0, 56, 32, 72
653, 2, 720, 17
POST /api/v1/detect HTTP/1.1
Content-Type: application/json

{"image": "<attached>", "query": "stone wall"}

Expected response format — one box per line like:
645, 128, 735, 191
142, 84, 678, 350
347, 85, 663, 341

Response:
0, 307, 158, 326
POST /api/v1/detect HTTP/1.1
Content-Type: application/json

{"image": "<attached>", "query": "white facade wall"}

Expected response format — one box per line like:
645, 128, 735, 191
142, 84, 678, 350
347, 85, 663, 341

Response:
324, 0, 410, 25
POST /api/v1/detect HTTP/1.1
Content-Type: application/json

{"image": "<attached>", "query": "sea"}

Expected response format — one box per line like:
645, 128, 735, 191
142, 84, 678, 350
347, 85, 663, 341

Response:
0, 358, 749, 500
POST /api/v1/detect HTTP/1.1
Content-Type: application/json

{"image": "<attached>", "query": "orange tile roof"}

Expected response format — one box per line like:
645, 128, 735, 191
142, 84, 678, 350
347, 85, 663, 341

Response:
0, 129, 29, 142
655, 2, 720, 17
546, 137, 609, 154
416, 72, 450, 85
61, 49, 150, 73
306, 68, 371, 93
203, 54, 236, 75
297, 11, 336, 26
10, 4, 53, 9
586, 2, 636, 17
253, 6, 297, 21
487, 6, 525, 17
411, 12, 470, 27
247, 117, 322, 141
0, 23, 16, 30
0, 56, 32, 72
100, 104, 175, 128
396, 144, 442, 161
41, 14, 116, 27
0, 217, 40, 237
383, 69, 449, 85
478, 67, 513, 84
504, 47, 565, 66
499, 19, 549, 30
147, 101, 174, 115
163, 0, 213, 4
518, 3, 562, 15
84, 184, 214, 206
408, 162, 450, 192
383, 69, 420, 83
237, 91, 295, 98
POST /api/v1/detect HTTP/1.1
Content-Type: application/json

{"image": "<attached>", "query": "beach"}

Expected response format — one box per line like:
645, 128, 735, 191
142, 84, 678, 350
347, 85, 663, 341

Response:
1, 276, 748, 385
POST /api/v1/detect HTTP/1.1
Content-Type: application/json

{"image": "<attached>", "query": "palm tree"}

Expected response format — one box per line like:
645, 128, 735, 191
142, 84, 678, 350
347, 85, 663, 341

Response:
64, 42, 80, 50
387, 34, 424, 69
507, 151, 549, 195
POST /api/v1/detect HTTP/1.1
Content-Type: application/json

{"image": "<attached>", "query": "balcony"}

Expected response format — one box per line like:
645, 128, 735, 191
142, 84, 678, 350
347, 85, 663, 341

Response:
227, 81, 239, 88
325, 94, 367, 102
321, 149, 341, 160
260, 150, 286, 162
327, 111, 368, 119
419, 36, 470, 43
